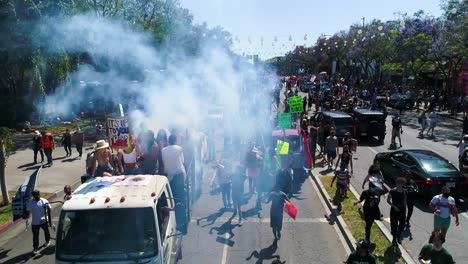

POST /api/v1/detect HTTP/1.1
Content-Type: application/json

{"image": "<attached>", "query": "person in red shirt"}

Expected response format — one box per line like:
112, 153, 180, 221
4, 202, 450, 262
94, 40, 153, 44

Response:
41, 132, 55, 166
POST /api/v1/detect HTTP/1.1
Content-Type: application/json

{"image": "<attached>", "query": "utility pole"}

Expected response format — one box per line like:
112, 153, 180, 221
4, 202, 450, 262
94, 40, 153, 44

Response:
362, 17, 365, 27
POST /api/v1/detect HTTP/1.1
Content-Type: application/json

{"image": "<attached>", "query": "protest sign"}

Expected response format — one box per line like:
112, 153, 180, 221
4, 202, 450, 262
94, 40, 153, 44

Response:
276, 140, 289, 155
288, 96, 303, 113
12, 167, 41, 221
107, 117, 131, 149
278, 113, 292, 129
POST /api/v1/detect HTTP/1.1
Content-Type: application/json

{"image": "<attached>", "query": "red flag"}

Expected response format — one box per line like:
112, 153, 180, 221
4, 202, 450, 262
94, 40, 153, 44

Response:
284, 200, 298, 220
302, 131, 313, 169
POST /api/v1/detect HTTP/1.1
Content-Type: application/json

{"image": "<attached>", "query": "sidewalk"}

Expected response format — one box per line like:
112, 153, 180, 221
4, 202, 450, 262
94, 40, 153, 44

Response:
5, 133, 92, 194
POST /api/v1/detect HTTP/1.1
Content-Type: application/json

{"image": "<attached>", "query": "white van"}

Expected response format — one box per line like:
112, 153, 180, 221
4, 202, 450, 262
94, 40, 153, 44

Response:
56, 175, 182, 264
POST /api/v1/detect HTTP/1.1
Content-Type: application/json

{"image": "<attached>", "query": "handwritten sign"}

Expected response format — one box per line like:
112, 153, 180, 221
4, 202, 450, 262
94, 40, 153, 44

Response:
276, 140, 289, 155
278, 113, 292, 129
107, 117, 130, 149
288, 96, 303, 113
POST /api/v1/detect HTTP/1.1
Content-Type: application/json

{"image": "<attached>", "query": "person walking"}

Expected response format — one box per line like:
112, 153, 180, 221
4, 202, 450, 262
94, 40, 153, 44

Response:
309, 125, 318, 167
418, 231, 455, 264
330, 164, 351, 211
72, 128, 85, 159
268, 186, 290, 240
391, 114, 403, 148
334, 145, 353, 174
457, 135, 468, 171
427, 109, 438, 137
346, 239, 376, 264
91, 140, 114, 176
387, 177, 407, 245
429, 186, 459, 241
231, 159, 245, 223
405, 178, 418, 227
355, 177, 387, 243
214, 159, 232, 208
32, 131, 44, 164
25, 190, 52, 255
61, 129, 72, 157
418, 111, 428, 138
361, 163, 384, 189
41, 131, 55, 166
325, 130, 339, 169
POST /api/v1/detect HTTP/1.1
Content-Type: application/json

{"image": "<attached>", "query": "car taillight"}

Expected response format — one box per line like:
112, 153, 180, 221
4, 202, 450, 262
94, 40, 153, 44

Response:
425, 178, 433, 185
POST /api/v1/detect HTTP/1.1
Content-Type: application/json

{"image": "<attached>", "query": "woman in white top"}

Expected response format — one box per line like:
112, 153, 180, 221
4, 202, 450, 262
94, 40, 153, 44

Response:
427, 110, 438, 137
118, 142, 140, 175
418, 111, 428, 137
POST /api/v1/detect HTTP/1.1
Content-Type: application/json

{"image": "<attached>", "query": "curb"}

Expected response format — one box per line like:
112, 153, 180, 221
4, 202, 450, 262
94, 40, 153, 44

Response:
0, 180, 81, 236
347, 184, 417, 264
309, 172, 356, 254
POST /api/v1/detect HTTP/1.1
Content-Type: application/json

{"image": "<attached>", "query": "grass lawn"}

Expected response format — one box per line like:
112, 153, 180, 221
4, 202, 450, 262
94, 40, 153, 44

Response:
31, 119, 94, 135
0, 191, 51, 226
320, 176, 405, 264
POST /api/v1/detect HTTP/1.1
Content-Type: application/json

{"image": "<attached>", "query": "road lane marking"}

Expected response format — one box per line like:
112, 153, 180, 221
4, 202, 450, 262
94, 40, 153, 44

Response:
192, 217, 328, 224
367, 147, 378, 154
221, 233, 229, 264
422, 145, 442, 155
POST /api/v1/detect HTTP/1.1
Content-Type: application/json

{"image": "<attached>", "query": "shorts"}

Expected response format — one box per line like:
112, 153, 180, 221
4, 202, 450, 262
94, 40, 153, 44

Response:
96, 163, 113, 176
326, 150, 337, 160
336, 182, 347, 190
429, 122, 437, 129
391, 128, 400, 138
434, 215, 451, 229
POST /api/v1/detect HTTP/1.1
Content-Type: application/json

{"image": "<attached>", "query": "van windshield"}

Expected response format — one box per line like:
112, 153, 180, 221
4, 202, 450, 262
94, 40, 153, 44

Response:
56, 208, 158, 262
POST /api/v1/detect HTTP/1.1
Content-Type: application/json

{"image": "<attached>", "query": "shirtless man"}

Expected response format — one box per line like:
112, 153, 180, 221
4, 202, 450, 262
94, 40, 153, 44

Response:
91, 140, 114, 177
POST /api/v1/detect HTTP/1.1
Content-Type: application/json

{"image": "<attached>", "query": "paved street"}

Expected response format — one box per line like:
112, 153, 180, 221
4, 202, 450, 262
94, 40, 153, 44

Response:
311, 106, 467, 262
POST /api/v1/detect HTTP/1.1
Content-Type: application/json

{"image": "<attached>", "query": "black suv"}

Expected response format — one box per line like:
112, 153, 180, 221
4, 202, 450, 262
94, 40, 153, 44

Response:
352, 109, 387, 142
311, 111, 355, 139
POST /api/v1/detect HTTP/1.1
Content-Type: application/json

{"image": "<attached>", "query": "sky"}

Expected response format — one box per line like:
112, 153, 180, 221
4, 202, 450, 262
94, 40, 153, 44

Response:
178, 0, 444, 59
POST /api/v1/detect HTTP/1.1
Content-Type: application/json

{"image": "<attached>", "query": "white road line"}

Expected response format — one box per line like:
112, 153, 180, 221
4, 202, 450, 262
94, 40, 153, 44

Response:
462, 212, 468, 220
422, 145, 442, 155
367, 147, 378, 154
192, 217, 328, 224
308, 175, 352, 255
220, 233, 229, 264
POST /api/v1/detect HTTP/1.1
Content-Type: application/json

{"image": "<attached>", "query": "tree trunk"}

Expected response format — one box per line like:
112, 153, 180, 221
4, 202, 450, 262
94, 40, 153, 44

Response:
0, 139, 9, 206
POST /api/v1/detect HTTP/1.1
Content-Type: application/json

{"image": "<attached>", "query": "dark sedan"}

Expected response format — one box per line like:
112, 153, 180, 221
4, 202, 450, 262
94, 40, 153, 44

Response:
374, 150, 468, 199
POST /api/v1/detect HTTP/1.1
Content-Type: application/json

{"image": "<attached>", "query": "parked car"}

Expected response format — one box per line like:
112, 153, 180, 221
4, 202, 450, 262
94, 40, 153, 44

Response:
351, 109, 387, 142
374, 150, 468, 201
310, 111, 355, 140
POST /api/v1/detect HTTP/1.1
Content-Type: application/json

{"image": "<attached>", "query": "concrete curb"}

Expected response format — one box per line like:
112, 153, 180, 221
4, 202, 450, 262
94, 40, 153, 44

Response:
0, 180, 81, 236
347, 184, 417, 264
310, 173, 356, 254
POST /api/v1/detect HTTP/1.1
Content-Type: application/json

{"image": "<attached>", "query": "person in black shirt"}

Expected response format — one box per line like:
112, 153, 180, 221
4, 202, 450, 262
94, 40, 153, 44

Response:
355, 177, 386, 243
62, 129, 72, 157
346, 239, 376, 264
32, 131, 44, 164
405, 178, 418, 226
387, 177, 407, 244
391, 114, 403, 148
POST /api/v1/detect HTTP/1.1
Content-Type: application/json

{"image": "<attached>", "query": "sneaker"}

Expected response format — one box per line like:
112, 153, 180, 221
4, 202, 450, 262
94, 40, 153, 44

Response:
33, 249, 38, 255
45, 241, 51, 247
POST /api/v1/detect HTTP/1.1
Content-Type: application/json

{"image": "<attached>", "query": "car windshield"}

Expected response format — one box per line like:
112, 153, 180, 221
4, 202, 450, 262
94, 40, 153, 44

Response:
420, 158, 458, 173
334, 118, 353, 126
56, 208, 158, 262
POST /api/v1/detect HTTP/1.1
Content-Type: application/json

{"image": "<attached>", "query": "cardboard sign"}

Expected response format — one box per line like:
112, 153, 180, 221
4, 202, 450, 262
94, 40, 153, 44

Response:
276, 140, 289, 155
107, 117, 131, 149
278, 113, 292, 129
288, 96, 304, 113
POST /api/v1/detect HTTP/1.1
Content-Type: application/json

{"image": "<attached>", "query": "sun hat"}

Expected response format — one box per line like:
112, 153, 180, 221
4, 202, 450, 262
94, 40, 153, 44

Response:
95, 140, 109, 150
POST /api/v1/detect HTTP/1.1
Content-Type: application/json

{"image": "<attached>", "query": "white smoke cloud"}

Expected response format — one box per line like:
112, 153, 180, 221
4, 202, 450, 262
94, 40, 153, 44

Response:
36, 14, 275, 142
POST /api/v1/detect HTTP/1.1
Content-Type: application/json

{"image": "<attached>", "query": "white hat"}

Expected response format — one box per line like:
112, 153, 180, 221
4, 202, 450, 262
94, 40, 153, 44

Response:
34, 130, 40, 136
95, 140, 109, 150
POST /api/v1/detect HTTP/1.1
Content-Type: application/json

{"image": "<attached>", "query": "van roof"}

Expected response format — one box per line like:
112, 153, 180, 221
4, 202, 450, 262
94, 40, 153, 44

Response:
321, 111, 352, 118
63, 175, 169, 211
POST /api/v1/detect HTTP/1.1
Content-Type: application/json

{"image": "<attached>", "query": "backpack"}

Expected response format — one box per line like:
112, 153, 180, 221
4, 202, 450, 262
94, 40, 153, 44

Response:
368, 191, 381, 208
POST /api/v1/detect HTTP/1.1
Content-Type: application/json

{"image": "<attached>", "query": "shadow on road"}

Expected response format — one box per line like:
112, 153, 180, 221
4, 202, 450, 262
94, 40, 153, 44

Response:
1, 251, 33, 264
197, 208, 227, 227
246, 239, 282, 264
